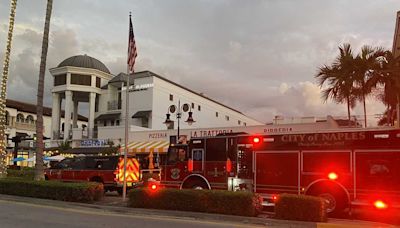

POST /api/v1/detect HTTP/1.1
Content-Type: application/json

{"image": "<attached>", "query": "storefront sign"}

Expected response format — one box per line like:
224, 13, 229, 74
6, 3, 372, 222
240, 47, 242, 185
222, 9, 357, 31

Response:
80, 139, 108, 147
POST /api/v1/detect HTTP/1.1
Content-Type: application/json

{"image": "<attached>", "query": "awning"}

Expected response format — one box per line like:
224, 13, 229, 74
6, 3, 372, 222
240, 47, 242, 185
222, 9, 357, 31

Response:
132, 110, 151, 119
121, 141, 169, 154
95, 113, 120, 121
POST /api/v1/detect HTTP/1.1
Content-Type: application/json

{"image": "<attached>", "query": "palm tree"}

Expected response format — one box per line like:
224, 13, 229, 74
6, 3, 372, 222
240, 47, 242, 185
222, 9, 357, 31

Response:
316, 43, 357, 122
353, 45, 384, 127
35, 0, 53, 181
367, 50, 400, 126
0, 0, 18, 178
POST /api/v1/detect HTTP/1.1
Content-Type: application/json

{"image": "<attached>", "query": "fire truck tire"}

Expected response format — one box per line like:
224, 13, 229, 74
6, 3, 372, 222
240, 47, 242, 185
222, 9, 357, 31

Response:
307, 187, 348, 215
183, 180, 209, 190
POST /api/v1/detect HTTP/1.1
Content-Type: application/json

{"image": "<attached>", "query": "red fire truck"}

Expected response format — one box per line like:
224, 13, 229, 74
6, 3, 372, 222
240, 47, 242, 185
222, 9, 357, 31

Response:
45, 156, 140, 193
161, 128, 400, 214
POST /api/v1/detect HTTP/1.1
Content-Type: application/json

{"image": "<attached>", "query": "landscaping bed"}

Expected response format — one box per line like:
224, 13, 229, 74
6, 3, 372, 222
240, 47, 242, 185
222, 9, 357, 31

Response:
0, 178, 104, 203
128, 188, 263, 217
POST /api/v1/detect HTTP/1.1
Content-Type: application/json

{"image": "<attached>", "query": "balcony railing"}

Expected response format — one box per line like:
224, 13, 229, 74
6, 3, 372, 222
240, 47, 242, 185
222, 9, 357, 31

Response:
107, 100, 121, 111
15, 122, 36, 131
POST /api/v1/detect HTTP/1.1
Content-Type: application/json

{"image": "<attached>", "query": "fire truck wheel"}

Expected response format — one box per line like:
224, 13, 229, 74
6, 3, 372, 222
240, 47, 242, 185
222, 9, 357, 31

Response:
311, 190, 347, 215
183, 180, 209, 190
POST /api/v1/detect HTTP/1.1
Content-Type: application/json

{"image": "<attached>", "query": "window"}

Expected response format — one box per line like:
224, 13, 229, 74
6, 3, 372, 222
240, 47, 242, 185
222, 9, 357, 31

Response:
216, 112, 218, 117
26, 115, 34, 124
198, 105, 201, 111
191, 103, 194, 109
238, 120, 241, 125
16, 113, 24, 123
5, 111, 9, 125
71, 74, 91, 86
167, 146, 188, 164
225, 115, 229, 121
96, 77, 101, 88
95, 96, 99, 112
116, 120, 120, 126
169, 94, 173, 101
54, 74, 66, 86
244, 122, 247, 126
205, 138, 227, 161
103, 121, 107, 127
142, 118, 149, 128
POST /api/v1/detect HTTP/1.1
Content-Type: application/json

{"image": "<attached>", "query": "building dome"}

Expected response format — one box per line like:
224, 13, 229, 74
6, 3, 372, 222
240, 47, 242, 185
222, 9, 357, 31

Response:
57, 55, 110, 74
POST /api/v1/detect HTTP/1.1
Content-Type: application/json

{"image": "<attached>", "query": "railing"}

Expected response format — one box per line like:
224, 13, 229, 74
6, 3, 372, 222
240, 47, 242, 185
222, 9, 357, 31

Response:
107, 100, 121, 111
15, 122, 35, 131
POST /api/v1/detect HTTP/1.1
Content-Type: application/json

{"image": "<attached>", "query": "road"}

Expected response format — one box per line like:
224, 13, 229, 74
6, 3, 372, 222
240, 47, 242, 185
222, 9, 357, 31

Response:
0, 199, 264, 228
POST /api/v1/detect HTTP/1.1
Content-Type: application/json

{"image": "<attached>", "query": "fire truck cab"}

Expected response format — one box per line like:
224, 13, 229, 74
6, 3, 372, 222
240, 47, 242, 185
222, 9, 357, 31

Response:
162, 129, 400, 214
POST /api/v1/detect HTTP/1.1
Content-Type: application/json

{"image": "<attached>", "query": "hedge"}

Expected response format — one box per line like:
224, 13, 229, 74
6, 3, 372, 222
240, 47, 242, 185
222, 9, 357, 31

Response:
0, 178, 104, 202
7, 168, 35, 180
274, 193, 327, 222
128, 188, 263, 217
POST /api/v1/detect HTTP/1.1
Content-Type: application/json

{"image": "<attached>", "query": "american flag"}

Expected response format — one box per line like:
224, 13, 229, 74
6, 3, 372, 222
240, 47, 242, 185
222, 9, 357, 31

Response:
127, 14, 137, 73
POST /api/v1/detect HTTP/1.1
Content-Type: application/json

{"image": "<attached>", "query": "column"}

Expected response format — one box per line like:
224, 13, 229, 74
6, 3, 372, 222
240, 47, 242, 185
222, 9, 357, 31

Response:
63, 90, 73, 140
51, 93, 60, 139
88, 92, 96, 138
73, 100, 78, 128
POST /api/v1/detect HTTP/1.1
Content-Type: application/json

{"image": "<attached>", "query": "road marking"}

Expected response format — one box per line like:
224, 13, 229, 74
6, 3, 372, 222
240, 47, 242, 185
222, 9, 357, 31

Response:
0, 199, 261, 227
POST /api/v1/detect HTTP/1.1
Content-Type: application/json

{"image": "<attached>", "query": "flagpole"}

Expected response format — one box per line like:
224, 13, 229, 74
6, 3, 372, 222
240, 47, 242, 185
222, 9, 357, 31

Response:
122, 12, 132, 201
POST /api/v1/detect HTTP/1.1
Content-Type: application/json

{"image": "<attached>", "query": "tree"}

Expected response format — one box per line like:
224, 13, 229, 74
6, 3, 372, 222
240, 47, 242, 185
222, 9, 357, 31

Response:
0, 0, 18, 178
35, 0, 53, 181
367, 50, 400, 126
353, 45, 384, 127
316, 43, 357, 122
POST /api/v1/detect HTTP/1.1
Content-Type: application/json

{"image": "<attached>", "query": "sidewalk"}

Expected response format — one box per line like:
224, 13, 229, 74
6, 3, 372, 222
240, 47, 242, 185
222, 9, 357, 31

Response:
0, 194, 396, 228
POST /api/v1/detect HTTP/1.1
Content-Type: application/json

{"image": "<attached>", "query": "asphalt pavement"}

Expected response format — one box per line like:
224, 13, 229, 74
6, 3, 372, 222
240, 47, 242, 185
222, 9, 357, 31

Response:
0, 193, 397, 228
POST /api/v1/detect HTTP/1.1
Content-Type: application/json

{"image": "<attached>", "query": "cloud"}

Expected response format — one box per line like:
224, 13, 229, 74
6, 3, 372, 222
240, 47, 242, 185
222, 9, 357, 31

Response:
0, 0, 398, 125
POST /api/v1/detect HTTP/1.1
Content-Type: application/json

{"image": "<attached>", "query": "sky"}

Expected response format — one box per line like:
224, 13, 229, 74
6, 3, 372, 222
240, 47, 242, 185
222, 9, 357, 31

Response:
0, 0, 399, 126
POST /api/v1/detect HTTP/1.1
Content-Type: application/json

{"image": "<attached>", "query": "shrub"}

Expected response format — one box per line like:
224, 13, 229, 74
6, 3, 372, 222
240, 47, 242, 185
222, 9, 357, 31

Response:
128, 188, 263, 216
274, 193, 327, 222
7, 167, 35, 180
0, 178, 104, 202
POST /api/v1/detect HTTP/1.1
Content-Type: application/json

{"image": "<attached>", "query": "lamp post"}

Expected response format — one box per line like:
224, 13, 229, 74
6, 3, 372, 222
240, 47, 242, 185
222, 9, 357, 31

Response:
164, 100, 195, 143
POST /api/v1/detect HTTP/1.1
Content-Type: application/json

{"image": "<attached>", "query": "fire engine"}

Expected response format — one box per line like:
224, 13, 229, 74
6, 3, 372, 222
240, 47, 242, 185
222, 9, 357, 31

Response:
160, 128, 400, 214
45, 155, 140, 193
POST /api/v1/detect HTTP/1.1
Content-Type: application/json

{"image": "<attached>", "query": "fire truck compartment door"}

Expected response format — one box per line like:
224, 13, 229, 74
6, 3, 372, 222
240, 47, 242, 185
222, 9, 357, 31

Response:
192, 149, 204, 171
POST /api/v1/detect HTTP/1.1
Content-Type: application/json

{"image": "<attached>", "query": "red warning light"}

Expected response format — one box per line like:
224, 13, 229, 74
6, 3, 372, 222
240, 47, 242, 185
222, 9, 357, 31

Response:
328, 172, 338, 180
374, 200, 388, 209
151, 184, 157, 190
253, 137, 261, 144
272, 195, 278, 201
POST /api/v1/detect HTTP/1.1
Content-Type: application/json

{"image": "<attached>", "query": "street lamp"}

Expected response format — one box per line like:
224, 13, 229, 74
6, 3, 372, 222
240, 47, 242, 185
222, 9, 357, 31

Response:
164, 100, 195, 142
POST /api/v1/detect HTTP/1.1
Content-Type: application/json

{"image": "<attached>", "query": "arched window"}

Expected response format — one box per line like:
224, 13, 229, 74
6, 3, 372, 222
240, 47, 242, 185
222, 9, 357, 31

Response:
82, 124, 87, 130
16, 113, 24, 123
61, 123, 65, 132
5, 111, 9, 125
26, 115, 34, 124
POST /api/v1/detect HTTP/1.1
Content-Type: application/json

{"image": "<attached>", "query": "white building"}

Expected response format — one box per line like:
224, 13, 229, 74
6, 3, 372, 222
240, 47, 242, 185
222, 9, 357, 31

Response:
49, 55, 263, 142
4, 99, 87, 165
